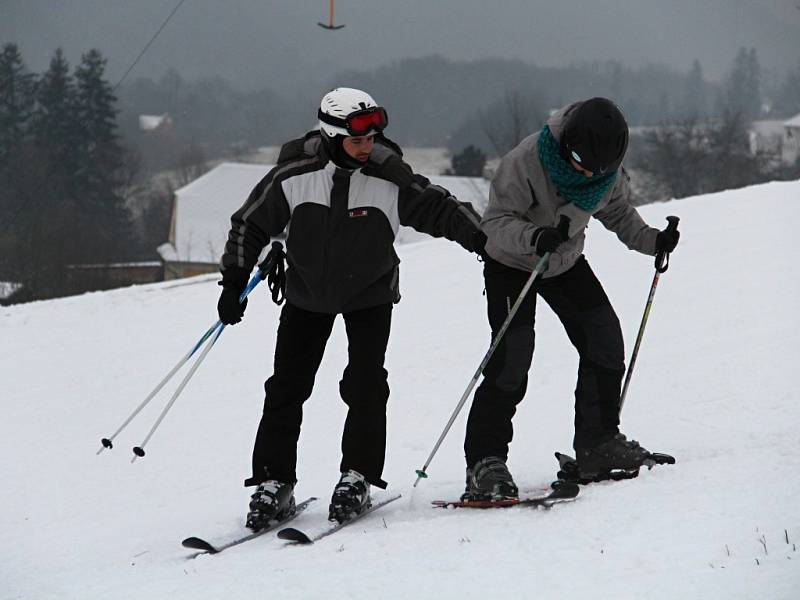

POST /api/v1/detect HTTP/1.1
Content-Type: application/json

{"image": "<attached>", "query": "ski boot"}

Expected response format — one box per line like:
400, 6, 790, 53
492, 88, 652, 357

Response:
573, 433, 653, 482
328, 470, 371, 524
461, 456, 519, 501
246, 480, 296, 531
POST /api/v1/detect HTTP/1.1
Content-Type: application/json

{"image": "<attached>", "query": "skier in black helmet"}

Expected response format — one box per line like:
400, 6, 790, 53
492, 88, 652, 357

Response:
462, 97, 680, 500
217, 87, 487, 527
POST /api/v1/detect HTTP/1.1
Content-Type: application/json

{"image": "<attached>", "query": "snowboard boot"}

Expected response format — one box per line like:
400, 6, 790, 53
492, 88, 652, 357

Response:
328, 469, 371, 524
575, 433, 652, 481
461, 456, 519, 501
245, 479, 296, 531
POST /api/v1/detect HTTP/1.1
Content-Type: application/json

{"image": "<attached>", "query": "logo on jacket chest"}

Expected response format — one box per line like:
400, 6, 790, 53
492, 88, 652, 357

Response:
348, 208, 369, 218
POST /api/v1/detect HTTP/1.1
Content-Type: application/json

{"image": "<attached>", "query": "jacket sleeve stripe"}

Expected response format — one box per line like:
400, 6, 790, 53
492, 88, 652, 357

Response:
230, 157, 321, 269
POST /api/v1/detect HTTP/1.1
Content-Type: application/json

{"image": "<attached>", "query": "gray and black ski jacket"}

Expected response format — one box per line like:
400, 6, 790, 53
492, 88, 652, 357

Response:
220, 132, 484, 314
482, 105, 660, 277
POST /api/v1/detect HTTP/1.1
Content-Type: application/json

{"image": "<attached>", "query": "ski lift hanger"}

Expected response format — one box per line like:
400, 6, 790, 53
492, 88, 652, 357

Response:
319, 0, 345, 29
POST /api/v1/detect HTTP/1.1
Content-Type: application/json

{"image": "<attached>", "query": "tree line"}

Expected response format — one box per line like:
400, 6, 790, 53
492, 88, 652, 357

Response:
630, 48, 800, 201
0, 44, 139, 302
2, 42, 799, 303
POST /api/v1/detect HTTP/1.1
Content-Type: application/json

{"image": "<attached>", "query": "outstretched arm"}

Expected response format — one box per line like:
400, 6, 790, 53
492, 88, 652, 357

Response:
374, 155, 486, 253
593, 171, 659, 256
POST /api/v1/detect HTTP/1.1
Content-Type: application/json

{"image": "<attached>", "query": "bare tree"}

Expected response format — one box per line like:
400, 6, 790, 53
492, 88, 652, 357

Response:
480, 90, 546, 156
175, 142, 209, 187
634, 117, 712, 199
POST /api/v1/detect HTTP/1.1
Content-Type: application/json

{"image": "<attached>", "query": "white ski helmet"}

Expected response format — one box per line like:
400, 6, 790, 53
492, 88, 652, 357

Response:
318, 87, 387, 137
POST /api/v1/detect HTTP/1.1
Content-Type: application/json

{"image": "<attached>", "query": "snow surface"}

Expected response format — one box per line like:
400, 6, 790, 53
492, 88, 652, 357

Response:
1, 181, 799, 599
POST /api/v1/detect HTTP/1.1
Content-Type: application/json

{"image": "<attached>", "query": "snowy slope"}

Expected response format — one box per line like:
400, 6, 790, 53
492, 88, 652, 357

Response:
1, 181, 798, 600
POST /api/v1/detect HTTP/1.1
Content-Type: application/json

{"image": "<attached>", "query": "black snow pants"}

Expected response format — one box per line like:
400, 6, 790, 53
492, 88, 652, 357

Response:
464, 255, 625, 468
246, 301, 392, 489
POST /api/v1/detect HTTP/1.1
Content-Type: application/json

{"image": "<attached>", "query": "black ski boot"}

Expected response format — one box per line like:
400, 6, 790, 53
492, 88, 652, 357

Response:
461, 456, 519, 501
575, 433, 652, 481
246, 480, 296, 531
328, 470, 371, 524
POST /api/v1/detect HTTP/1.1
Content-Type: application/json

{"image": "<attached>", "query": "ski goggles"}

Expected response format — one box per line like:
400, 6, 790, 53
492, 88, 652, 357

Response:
318, 106, 389, 136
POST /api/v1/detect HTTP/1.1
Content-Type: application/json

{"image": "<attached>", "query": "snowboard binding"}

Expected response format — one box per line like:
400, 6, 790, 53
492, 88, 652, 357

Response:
555, 451, 675, 484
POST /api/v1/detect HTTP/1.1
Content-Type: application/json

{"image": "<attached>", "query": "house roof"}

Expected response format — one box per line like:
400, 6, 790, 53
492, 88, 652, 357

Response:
139, 114, 171, 131
166, 162, 490, 265
785, 113, 800, 128
0, 281, 22, 300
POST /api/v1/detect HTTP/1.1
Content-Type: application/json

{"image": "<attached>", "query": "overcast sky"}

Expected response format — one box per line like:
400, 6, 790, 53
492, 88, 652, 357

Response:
3, 0, 799, 90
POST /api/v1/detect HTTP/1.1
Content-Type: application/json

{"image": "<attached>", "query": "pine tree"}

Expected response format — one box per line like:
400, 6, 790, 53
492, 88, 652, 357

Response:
0, 44, 37, 285
74, 49, 123, 188
0, 44, 36, 168
31, 48, 79, 178
6, 49, 81, 293
683, 59, 707, 118
776, 61, 800, 117
73, 48, 133, 260
724, 47, 762, 123
449, 145, 486, 177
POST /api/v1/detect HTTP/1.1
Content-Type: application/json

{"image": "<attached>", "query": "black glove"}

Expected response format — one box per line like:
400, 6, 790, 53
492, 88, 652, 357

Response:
217, 266, 249, 325
531, 225, 567, 255
655, 225, 680, 254
376, 154, 416, 190
217, 286, 247, 325
472, 230, 488, 256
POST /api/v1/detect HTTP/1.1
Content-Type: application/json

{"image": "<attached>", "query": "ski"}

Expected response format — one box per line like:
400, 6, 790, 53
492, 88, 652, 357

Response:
277, 493, 402, 545
182, 496, 317, 555
555, 450, 676, 484
432, 480, 580, 509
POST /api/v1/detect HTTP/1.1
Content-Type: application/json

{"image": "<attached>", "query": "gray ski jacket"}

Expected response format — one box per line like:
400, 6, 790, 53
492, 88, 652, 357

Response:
482, 105, 660, 277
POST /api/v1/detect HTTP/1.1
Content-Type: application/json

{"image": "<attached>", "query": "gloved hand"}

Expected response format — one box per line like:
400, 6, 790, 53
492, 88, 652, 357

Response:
217, 286, 247, 325
531, 225, 568, 255
473, 230, 488, 255
655, 224, 680, 254
376, 154, 415, 189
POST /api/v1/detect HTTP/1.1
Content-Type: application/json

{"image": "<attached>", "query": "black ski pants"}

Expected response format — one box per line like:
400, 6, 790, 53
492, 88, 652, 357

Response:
247, 302, 392, 489
464, 255, 625, 467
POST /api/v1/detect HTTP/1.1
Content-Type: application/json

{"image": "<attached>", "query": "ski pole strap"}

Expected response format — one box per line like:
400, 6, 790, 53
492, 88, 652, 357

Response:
655, 216, 680, 274
257, 241, 286, 305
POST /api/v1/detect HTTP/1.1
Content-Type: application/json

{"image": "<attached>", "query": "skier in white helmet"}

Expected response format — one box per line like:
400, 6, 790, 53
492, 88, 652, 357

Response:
217, 87, 487, 527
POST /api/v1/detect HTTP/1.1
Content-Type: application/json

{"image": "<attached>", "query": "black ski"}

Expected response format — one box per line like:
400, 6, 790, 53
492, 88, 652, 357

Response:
555, 451, 675, 484
432, 480, 580, 509
277, 493, 402, 545
182, 497, 317, 555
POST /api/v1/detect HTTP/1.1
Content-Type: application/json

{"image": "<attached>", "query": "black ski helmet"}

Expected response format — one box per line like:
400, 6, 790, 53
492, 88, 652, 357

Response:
560, 98, 629, 175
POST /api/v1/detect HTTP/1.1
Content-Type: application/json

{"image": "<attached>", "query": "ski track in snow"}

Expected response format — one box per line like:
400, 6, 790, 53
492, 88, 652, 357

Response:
1, 181, 798, 599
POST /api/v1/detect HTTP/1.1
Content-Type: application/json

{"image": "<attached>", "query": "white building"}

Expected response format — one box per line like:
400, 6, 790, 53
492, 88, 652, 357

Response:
783, 113, 800, 165
157, 162, 489, 280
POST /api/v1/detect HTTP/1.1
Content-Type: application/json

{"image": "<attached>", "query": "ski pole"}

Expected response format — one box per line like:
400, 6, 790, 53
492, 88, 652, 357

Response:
128, 243, 285, 460
97, 242, 284, 455
131, 322, 226, 461
96, 318, 222, 454
413, 250, 554, 487
619, 216, 679, 412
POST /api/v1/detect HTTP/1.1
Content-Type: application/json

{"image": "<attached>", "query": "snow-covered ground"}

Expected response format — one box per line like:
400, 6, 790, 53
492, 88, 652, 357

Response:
1, 181, 798, 599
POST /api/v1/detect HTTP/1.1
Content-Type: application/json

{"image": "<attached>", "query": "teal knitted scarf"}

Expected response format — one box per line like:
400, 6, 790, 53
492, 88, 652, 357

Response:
537, 125, 617, 212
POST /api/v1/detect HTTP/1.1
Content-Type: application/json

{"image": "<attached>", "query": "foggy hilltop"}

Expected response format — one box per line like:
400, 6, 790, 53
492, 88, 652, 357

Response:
3, 0, 799, 92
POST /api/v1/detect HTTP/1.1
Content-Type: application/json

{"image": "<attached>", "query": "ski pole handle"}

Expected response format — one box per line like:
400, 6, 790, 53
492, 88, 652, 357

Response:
655, 216, 679, 273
